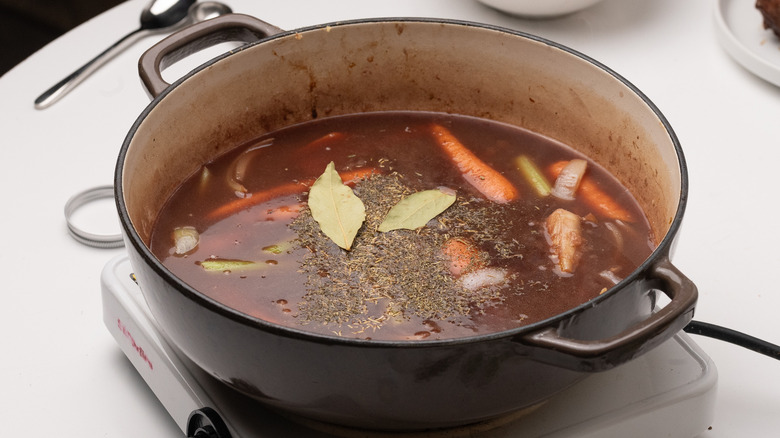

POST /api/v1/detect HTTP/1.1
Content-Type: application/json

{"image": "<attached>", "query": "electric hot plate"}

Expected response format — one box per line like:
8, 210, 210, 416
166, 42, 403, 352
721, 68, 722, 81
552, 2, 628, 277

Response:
101, 255, 717, 437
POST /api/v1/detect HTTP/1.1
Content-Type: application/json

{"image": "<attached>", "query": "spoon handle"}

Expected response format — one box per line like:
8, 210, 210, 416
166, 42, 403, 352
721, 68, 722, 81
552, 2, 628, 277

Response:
34, 28, 148, 110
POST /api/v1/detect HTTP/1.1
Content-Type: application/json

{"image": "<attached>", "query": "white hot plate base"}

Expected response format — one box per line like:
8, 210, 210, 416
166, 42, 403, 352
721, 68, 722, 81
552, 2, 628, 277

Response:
101, 255, 717, 438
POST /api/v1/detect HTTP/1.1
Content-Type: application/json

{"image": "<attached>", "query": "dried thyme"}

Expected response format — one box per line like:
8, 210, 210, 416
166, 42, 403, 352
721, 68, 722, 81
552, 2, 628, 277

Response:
289, 171, 527, 335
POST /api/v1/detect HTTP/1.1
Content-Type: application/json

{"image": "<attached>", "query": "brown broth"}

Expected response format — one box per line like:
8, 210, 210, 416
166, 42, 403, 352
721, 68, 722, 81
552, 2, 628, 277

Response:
150, 111, 655, 340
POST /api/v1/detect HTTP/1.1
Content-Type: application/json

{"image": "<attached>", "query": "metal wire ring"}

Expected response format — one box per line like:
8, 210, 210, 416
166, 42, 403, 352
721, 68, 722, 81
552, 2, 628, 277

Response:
64, 185, 124, 249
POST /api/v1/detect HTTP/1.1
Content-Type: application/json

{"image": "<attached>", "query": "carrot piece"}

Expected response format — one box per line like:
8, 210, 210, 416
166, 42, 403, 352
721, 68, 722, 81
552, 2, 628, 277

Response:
302, 132, 345, 150
206, 167, 377, 221
260, 203, 303, 222
548, 160, 633, 222
441, 237, 483, 277
206, 182, 306, 221
430, 124, 519, 203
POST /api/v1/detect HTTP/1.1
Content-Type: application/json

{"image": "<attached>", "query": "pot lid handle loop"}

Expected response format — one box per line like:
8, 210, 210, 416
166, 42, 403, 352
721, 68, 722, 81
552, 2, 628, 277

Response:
139, 13, 284, 98
521, 258, 698, 372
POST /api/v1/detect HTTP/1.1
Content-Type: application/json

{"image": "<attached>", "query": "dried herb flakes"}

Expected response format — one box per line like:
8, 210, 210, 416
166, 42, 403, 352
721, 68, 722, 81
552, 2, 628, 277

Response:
290, 172, 523, 335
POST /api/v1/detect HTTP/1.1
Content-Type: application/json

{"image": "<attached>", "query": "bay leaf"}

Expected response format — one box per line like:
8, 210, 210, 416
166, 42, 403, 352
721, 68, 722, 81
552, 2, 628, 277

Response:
308, 162, 366, 250
378, 188, 456, 232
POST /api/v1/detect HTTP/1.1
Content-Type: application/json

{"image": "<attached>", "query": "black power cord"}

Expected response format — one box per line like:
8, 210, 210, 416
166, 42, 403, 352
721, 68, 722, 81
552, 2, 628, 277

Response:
187, 407, 231, 438
684, 320, 780, 361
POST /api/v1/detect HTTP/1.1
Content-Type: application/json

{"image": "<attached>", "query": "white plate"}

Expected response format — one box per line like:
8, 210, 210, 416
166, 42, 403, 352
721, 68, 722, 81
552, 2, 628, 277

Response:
475, 0, 605, 18
714, 0, 780, 86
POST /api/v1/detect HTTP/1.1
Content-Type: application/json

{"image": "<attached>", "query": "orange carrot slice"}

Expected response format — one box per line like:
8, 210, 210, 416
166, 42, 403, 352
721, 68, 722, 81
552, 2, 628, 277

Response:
548, 161, 633, 222
206, 167, 377, 221
260, 203, 303, 222
430, 124, 519, 203
441, 237, 483, 277
302, 132, 345, 150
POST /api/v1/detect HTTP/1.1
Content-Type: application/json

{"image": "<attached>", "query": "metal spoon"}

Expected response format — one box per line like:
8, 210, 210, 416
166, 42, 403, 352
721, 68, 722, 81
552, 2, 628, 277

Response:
34, 0, 232, 110
187, 0, 232, 22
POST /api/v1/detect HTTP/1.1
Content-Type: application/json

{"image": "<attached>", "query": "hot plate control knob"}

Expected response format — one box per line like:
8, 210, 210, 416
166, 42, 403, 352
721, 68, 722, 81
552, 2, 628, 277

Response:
187, 407, 231, 438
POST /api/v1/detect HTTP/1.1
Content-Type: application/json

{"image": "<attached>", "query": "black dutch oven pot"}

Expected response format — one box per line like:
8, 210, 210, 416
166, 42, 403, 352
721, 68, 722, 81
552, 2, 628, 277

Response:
116, 14, 697, 431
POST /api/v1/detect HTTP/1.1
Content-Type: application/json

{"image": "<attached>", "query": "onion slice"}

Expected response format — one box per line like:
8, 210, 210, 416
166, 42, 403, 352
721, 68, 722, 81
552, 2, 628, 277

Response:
460, 267, 508, 291
599, 269, 623, 285
551, 159, 587, 200
172, 226, 199, 255
226, 138, 274, 194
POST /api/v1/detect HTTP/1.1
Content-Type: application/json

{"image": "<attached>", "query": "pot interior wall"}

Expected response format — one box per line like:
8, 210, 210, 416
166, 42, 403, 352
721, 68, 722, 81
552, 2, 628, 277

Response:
123, 20, 681, 245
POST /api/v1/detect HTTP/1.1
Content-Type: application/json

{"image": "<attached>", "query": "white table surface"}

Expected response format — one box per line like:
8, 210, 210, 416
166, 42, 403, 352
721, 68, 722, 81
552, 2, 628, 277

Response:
2, 0, 779, 436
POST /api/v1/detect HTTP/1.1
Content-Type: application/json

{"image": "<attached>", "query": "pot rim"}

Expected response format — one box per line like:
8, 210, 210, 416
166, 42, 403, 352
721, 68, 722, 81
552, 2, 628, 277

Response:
115, 16, 688, 349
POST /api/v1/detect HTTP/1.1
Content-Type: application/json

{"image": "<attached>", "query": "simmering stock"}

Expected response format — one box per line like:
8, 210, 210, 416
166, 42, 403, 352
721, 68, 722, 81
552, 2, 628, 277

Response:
150, 112, 655, 340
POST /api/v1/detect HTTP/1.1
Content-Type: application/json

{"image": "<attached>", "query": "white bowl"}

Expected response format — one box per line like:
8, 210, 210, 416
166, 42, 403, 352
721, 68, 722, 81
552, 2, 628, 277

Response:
476, 0, 606, 18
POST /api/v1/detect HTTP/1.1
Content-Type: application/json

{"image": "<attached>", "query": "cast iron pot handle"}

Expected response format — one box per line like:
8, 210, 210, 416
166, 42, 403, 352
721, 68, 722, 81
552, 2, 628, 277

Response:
521, 257, 697, 371
138, 13, 284, 98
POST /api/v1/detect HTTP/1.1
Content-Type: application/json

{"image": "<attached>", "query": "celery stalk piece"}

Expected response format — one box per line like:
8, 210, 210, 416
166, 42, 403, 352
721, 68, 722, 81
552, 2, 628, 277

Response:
199, 259, 261, 272
515, 155, 551, 197
262, 238, 295, 255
